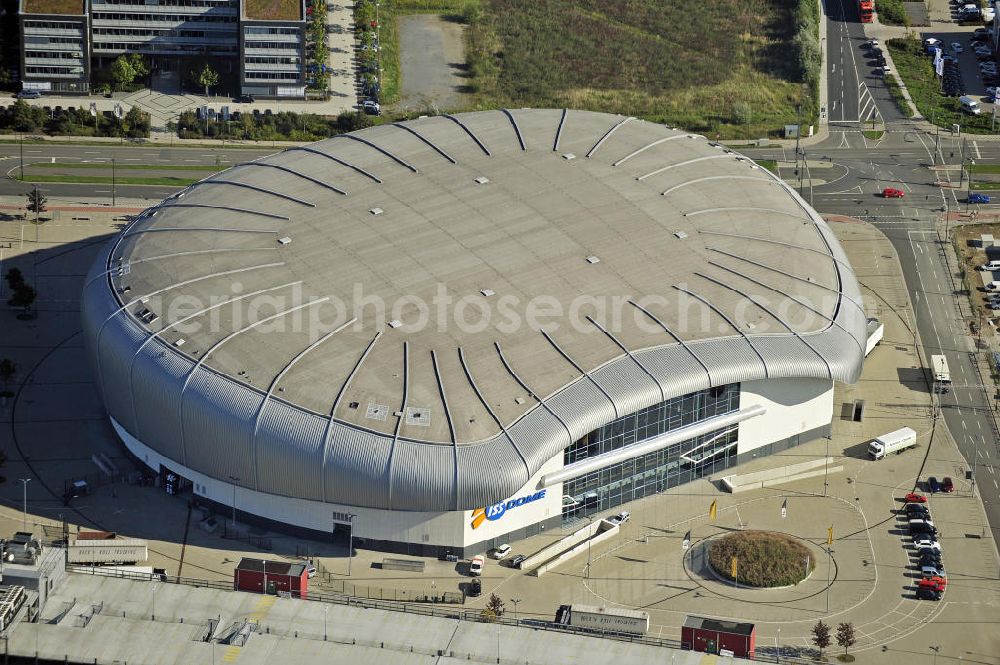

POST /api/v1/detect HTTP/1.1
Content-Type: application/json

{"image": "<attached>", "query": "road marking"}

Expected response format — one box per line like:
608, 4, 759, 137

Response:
963, 421, 967, 430
994, 478, 998, 489
973, 141, 982, 159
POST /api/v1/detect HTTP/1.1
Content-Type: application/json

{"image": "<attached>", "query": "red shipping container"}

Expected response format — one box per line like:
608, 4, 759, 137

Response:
234, 558, 308, 599
681, 616, 755, 659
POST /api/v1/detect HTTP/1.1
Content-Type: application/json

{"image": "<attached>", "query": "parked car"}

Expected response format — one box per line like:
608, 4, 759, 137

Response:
508, 554, 527, 569
15, 90, 41, 99
905, 492, 927, 503
916, 587, 942, 601
941, 476, 954, 492
467, 577, 482, 597
882, 187, 905, 198
867, 39, 881, 49
306, 563, 317, 578
921, 564, 945, 578
914, 537, 940, 550
875, 66, 892, 76
608, 510, 631, 525
922, 574, 948, 590
469, 555, 485, 576
974, 27, 989, 40
951, 42, 964, 53
362, 99, 381, 116
235, 94, 255, 103
905, 504, 930, 518
492, 544, 511, 560
969, 193, 992, 204
928, 476, 942, 493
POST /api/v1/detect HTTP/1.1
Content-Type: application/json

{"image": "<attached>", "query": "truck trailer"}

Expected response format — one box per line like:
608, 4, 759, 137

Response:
67, 537, 148, 565
867, 427, 918, 460
555, 604, 650, 635
859, 0, 874, 22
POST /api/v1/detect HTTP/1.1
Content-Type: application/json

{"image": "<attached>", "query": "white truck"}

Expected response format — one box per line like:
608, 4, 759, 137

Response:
930, 355, 951, 393
555, 604, 650, 635
67, 537, 148, 565
865, 318, 884, 357
867, 427, 918, 460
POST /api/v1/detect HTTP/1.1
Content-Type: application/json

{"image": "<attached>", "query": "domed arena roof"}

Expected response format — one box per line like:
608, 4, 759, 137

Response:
82, 109, 866, 511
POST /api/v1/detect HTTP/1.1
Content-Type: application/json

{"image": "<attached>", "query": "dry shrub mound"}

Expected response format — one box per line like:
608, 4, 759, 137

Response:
708, 530, 815, 587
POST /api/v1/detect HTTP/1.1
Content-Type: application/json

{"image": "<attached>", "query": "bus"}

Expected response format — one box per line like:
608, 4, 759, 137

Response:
931, 355, 951, 393
859, 0, 874, 22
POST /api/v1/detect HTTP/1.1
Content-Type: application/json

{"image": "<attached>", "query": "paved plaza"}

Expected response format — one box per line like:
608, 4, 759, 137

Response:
0, 203, 997, 663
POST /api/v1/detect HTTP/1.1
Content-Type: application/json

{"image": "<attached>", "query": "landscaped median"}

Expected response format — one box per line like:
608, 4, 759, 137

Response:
11, 162, 225, 187
887, 36, 998, 133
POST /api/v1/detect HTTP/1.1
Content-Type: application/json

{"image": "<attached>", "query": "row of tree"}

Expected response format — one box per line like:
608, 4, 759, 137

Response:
0, 100, 151, 138
174, 109, 372, 141
812, 619, 856, 659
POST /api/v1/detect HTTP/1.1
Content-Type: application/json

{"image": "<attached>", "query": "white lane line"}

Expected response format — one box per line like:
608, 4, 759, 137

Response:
963, 421, 968, 430
994, 478, 998, 489
973, 141, 983, 159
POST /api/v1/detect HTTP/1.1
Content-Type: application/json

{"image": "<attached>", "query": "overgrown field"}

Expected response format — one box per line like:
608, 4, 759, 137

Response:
378, 0, 819, 137
708, 530, 816, 587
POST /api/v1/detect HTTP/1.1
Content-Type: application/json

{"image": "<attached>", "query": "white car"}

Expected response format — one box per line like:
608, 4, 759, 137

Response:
492, 544, 511, 560
951, 42, 964, 53
868, 39, 881, 49
469, 555, 485, 576
914, 538, 941, 551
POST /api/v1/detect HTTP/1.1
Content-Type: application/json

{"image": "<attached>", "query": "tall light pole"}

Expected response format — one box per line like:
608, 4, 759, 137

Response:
776, 627, 781, 664
323, 604, 329, 641
151, 583, 157, 621
969, 159, 976, 202
347, 514, 356, 577
227, 475, 239, 529
824, 435, 831, 497
825, 546, 832, 613
111, 158, 117, 207
18, 478, 30, 530
509, 597, 521, 621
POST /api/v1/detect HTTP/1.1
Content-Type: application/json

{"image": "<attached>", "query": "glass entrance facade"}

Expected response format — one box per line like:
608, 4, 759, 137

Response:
561, 383, 740, 521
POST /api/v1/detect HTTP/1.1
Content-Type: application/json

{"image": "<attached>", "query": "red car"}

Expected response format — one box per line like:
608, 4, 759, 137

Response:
942, 477, 954, 493
882, 187, 905, 198
905, 492, 927, 503
920, 576, 947, 591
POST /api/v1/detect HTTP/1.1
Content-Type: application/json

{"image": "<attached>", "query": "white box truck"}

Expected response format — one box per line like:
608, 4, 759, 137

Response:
867, 427, 918, 460
865, 318, 884, 357
67, 537, 148, 565
555, 604, 650, 635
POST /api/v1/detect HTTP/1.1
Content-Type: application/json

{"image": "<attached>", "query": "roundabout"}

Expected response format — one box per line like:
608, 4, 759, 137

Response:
704, 530, 817, 588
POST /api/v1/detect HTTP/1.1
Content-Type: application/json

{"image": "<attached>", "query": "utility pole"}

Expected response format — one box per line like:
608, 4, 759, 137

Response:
227, 475, 239, 529
19, 135, 24, 181
824, 435, 830, 497
969, 159, 976, 200
111, 158, 116, 207
347, 513, 356, 576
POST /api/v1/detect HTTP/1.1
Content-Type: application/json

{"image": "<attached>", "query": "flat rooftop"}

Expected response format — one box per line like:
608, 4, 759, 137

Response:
12, 572, 743, 664
20, 0, 85, 15
242, 0, 302, 21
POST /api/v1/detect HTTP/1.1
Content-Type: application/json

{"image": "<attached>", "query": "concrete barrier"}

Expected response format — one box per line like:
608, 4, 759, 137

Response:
534, 521, 620, 577
721, 457, 840, 493
520, 520, 602, 573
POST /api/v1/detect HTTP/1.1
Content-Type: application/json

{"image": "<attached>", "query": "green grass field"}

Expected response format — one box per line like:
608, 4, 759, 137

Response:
17, 174, 202, 186
381, 0, 817, 137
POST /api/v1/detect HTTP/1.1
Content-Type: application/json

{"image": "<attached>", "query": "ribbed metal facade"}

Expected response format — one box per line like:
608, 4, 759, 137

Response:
81, 110, 867, 514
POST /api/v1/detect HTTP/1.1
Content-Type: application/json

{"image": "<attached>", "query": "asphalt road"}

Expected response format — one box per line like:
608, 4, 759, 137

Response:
0, 142, 280, 201
744, 124, 1000, 550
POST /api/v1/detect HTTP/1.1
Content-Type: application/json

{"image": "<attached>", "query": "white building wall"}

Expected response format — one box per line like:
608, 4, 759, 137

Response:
737, 378, 834, 453
112, 417, 561, 550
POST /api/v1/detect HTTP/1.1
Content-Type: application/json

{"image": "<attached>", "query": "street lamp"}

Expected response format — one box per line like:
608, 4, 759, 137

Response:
509, 597, 521, 621
323, 603, 329, 641
151, 583, 157, 621
17, 478, 30, 530
930, 645, 941, 665
347, 514, 356, 577
824, 435, 831, 497
969, 159, 976, 201
227, 476, 240, 529
776, 627, 781, 663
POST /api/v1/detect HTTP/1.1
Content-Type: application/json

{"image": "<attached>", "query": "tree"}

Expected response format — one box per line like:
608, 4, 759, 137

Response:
5, 268, 25, 293
9, 283, 36, 313
0, 359, 14, 393
26, 187, 46, 222
836, 622, 856, 657
128, 53, 149, 79
195, 63, 220, 97
486, 593, 505, 618
110, 55, 137, 91
811, 620, 831, 655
